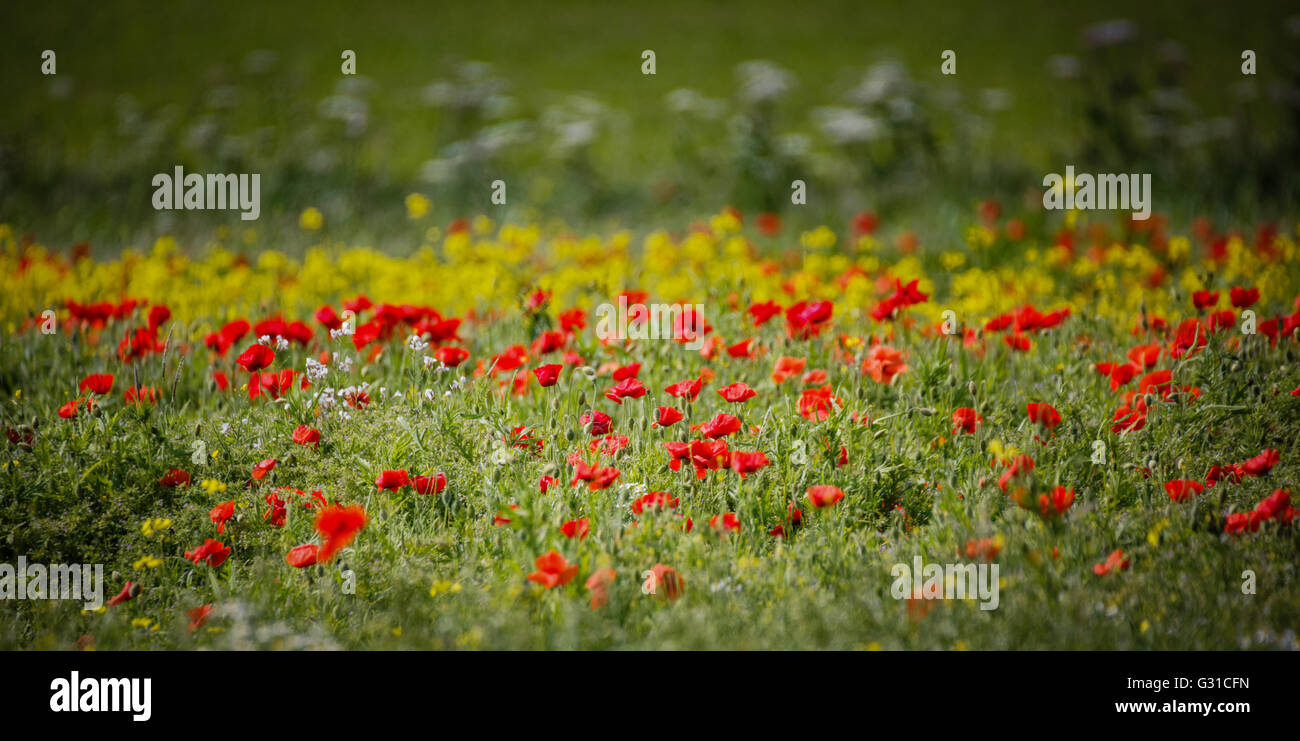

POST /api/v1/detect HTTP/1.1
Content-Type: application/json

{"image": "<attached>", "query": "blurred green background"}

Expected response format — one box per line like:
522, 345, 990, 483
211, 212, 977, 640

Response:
3, 0, 1299, 249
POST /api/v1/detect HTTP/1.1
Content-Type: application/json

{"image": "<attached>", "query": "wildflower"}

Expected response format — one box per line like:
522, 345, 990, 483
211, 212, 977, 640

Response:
699, 412, 741, 439
560, 518, 590, 539
709, 512, 741, 534
184, 539, 231, 567
78, 373, 114, 395
1164, 479, 1205, 503
532, 364, 562, 387
644, 564, 684, 601
107, 581, 140, 607
952, 407, 982, 434
251, 458, 277, 480
862, 345, 908, 384
717, 382, 757, 403
585, 568, 616, 609
315, 504, 367, 561
285, 544, 320, 568
235, 344, 275, 372
209, 501, 234, 533
414, 472, 447, 495
806, 485, 845, 509
526, 551, 579, 589
186, 604, 213, 632
376, 469, 411, 490
1026, 403, 1061, 429
292, 425, 321, 447
1093, 549, 1130, 576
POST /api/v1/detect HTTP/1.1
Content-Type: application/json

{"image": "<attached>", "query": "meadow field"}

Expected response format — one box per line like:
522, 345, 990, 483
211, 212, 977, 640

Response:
1, 1, 1298, 651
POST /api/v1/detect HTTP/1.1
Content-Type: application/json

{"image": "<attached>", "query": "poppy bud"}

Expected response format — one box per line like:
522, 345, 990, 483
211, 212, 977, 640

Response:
968, 380, 977, 397
916, 407, 935, 417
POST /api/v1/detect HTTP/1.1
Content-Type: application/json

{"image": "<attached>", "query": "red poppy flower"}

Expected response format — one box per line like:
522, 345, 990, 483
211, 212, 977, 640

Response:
756, 212, 782, 236
862, 345, 908, 384
1229, 286, 1259, 308
1192, 290, 1219, 311
653, 406, 683, 427
699, 412, 742, 439
315, 504, 367, 561
1138, 369, 1173, 396
1024, 403, 1060, 430
664, 377, 703, 402
605, 377, 647, 403
78, 373, 115, 395
184, 539, 231, 567
107, 581, 140, 607
1003, 333, 1031, 352
531, 363, 562, 388
124, 385, 159, 405
435, 346, 470, 367
632, 491, 679, 515
997, 455, 1035, 492
285, 544, 320, 568
1254, 489, 1294, 523
560, 518, 590, 539
1110, 401, 1147, 435
709, 512, 741, 534
1240, 448, 1279, 477
717, 382, 757, 403
687, 439, 731, 479
768, 502, 803, 537
292, 425, 321, 447
1035, 486, 1075, 517
58, 399, 79, 419
235, 344, 275, 372
585, 568, 617, 609
209, 500, 235, 534
962, 538, 1001, 561
748, 300, 782, 327
375, 469, 411, 490
1093, 549, 1130, 576
1127, 344, 1160, 369
729, 450, 771, 478
806, 485, 845, 509
580, 410, 613, 436
796, 385, 840, 422
251, 458, 277, 480
415, 472, 447, 495
159, 467, 191, 487
1165, 479, 1205, 502
570, 460, 621, 490
526, 550, 579, 589
952, 407, 982, 435
771, 356, 807, 384
263, 491, 287, 527
610, 362, 641, 381
186, 604, 213, 632
644, 564, 685, 601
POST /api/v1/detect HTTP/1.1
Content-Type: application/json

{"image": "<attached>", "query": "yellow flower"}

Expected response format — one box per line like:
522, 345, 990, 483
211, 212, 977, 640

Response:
140, 518, 173, 538
299, 207, 324, 231
800, 226, 837, 250
201, 479, 228, 496
405, 193, 431, 220
133, 555, 162, 570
